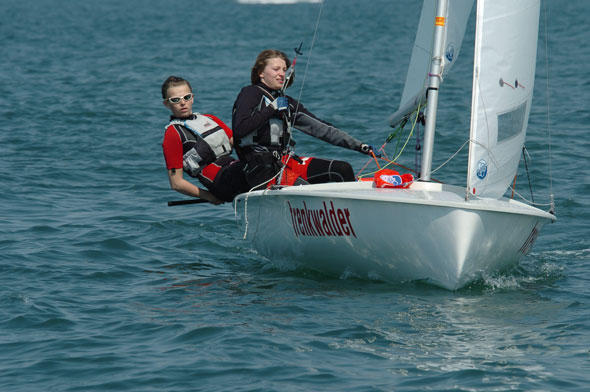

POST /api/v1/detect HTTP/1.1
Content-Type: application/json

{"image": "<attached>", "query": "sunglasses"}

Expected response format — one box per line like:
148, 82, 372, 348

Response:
167, 93, 193, 104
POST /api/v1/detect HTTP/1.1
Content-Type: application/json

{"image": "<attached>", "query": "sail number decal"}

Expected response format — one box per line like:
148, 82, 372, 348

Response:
287, 201, 356, 239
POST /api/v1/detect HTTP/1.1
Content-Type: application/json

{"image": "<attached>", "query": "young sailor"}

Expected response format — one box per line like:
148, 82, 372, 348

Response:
161, 76, 248, 204
232, 49, 376, 189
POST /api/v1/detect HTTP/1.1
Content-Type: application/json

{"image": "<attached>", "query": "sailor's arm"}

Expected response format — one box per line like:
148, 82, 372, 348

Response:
167, 168, 222, 205
290, 101, 376, 155
293, 109, 363, 151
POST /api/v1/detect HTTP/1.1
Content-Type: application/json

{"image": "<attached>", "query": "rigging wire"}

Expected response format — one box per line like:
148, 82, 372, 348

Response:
508, 2, 555, 213
280, 42, 303, 96
522, 146, 535, 204
414, 116, 422, 177
292, 0, 325, 118
543, 1, 555, 214
429, 139, 470, 177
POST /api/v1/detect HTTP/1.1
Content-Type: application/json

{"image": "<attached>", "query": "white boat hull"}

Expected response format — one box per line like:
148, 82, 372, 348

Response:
233, 181, 555, 290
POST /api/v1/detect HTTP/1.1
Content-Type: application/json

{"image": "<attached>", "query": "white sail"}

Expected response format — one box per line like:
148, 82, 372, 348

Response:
467, 0, 540, 198
390, 0, 473, 127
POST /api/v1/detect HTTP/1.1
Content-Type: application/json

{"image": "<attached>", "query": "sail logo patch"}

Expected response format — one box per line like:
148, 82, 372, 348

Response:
476, 159, 488, 179
445, 44, 455, 63
287, 201, 356, 239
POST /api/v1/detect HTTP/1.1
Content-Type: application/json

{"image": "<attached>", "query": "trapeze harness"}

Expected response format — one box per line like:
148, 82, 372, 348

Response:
167, 114, 232, 179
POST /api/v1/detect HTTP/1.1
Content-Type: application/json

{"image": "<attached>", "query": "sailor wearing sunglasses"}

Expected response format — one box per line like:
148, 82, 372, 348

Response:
162, 76, 248, 204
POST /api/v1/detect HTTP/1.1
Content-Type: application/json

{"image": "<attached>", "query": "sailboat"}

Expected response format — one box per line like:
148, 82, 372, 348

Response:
233, 0, 556, 290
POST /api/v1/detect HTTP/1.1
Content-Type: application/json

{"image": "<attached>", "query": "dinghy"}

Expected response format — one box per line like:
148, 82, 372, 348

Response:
233, 0, 556, 290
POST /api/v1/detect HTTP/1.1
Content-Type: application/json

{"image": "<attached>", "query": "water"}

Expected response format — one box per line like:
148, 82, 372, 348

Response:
1, 0, 588, 390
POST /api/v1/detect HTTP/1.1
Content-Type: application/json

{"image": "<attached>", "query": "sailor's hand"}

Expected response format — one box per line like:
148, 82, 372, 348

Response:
208, 195, 224, 205
209, 197, 223, 205
200, 189, 223, 205
271, 96, 288, 112
360, 144, 381, 157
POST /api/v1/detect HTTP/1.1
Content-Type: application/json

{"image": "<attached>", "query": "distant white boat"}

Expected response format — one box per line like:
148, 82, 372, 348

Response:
234, 0, 556, 290
237, 0, 322, 4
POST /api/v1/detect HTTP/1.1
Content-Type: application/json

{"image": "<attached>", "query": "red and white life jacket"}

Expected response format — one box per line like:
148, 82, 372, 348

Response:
167, 114, 232, 177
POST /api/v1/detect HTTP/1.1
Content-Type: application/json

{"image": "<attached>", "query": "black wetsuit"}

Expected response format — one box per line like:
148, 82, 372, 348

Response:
232, 83, 363, 187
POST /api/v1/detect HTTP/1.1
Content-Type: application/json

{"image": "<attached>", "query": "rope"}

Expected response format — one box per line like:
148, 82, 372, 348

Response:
355, 157, 374, 179
357, 100, 422, 179
370, 151, 381, 169
238, 164, 284, 240
391, 102, 421, 163
511, 174, 517, 199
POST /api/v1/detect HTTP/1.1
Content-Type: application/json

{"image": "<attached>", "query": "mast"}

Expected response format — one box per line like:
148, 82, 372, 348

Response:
420, 0, 448, 181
